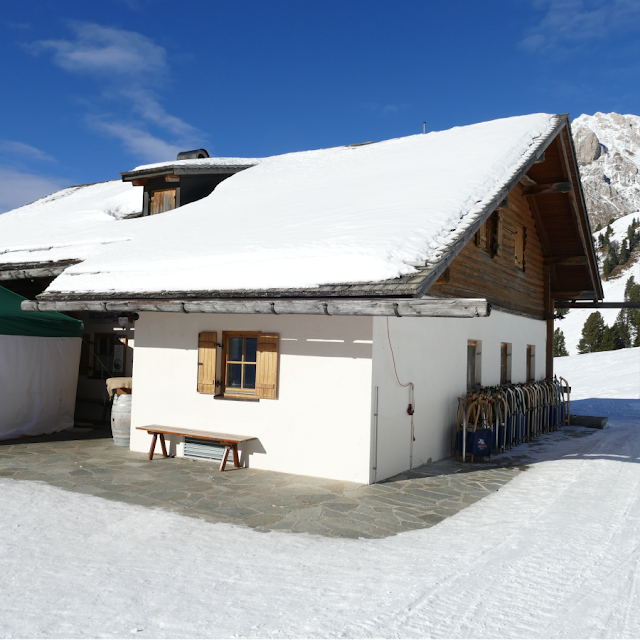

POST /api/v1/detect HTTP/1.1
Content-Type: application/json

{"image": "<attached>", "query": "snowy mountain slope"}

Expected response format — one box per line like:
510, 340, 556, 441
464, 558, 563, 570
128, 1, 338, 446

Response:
558, 113, 640, 352
573, 112, 640, 228
557, 260, 639, 354
554, 347, 640, 400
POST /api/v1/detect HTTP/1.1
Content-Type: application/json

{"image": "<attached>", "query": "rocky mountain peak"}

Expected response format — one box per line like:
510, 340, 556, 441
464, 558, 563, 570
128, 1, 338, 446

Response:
572, 112, 640, 228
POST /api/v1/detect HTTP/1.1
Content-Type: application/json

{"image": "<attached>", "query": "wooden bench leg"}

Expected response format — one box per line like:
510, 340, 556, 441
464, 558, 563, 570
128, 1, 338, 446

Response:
220, 446, 230, 471
232, 443, 240, 468
148, 433, 157, 461
159, 433, 168, 458
147, 433, 170, 460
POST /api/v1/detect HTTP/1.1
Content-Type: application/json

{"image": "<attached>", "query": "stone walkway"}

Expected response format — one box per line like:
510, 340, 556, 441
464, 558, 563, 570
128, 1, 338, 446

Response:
0, 425, 596, 538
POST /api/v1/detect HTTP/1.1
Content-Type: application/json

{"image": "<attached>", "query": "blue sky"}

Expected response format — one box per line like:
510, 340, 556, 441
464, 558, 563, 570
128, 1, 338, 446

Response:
1, 0, 639, 213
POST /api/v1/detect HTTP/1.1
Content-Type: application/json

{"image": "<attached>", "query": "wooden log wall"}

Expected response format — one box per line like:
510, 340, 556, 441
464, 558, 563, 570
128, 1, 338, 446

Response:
430, 182, 546, 319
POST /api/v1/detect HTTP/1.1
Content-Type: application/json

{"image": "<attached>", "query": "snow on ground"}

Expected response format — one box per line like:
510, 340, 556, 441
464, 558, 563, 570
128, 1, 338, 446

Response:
558, 258, 640, 354
46, 114, 556, 295
1, 350, 639, 639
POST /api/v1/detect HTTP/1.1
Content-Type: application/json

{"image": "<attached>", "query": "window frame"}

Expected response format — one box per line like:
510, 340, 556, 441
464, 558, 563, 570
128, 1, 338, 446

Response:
500, 342, 512, 385
526, 344, 536, 382
467, 340, 482, 391
221, 331, 261, 398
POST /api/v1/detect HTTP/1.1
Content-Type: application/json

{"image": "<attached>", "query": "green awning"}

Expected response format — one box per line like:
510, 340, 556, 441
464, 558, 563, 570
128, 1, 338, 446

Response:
0, 286, 82, 338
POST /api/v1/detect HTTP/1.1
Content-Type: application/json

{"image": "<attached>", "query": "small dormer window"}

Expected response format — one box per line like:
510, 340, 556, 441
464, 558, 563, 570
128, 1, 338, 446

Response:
121, 149, 258, 217
149, 188, 177, 215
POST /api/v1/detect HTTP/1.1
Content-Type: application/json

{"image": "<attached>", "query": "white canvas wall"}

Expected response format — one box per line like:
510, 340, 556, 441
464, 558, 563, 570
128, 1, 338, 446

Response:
371, 311, 546, 481
0, 335, 81, 440
130, 313, 374, 483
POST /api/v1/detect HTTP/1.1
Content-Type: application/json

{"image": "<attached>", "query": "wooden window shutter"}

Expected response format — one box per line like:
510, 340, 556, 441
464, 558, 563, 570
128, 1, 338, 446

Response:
494, 212, 503, 257
515, 225, 525, 270
476, 221, 487, 248
256, 334, 279, 399
197, 332, 217, 394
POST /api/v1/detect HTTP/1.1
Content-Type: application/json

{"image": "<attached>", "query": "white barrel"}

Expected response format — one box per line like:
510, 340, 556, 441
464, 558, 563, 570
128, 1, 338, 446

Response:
111, 394, 132, 447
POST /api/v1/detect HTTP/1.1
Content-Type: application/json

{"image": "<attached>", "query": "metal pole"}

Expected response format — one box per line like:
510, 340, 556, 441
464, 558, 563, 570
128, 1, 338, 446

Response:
373, 386, 379, 482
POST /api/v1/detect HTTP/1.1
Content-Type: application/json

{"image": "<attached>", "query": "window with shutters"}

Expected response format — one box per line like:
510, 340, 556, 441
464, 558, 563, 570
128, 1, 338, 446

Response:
476, 212, 502, 258
197, 331, 279, 399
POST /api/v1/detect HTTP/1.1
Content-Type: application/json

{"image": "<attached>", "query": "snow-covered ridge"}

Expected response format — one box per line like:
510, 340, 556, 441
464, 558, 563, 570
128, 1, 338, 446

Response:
130, 156, 262, 172
572, 112, 640, 228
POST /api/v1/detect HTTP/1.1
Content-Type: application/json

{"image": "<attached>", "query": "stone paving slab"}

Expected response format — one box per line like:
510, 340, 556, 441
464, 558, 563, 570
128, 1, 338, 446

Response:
0, 424, 597, 539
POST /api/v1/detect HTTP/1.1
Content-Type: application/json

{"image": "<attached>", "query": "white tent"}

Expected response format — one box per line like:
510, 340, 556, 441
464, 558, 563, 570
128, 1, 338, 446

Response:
0, 286, 82, 440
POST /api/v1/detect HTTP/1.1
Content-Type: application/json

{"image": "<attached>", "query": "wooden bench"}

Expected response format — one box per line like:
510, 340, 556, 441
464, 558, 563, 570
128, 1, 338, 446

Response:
136, 426, 257, 471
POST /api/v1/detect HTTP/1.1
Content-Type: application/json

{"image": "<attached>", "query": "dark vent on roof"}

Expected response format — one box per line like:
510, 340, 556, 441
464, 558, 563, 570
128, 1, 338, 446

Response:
176, 149, 210, 160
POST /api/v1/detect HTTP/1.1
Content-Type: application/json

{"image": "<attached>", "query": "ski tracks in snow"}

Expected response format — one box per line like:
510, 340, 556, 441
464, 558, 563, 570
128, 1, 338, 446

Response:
343, 420, 640, 639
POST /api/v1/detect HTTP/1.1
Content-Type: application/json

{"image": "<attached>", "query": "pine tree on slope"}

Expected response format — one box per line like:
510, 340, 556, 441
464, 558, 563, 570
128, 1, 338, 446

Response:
624, 276, 640, 346
553, 328, 569, 357
577, 311, 607, 353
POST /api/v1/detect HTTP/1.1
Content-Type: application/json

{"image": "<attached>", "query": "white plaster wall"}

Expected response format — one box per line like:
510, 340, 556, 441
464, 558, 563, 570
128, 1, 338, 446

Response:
130, 313, 374, 483
371, 310, 546, 481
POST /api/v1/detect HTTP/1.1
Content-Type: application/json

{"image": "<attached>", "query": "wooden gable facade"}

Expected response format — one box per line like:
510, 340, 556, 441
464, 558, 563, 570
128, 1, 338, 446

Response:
431, 181, 546, 319
430, 120, 602, 377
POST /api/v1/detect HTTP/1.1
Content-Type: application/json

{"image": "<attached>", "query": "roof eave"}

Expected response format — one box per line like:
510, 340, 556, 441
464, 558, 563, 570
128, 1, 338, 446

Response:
120, 164, 258, 181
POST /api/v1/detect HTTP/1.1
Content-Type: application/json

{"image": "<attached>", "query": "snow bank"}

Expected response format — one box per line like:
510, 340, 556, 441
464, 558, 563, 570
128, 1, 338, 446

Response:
45, 114, 556, 295
0, 180, 142, 265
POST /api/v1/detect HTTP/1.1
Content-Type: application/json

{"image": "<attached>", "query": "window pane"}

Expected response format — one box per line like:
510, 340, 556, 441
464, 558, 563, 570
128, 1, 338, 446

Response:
227, 363, 242, 388
229, 337, 243, 361
245, 337, 257, 362
244, 364, 256, 389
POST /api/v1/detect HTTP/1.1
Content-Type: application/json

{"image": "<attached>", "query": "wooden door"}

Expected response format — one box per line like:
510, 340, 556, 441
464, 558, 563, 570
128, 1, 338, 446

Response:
150, 189, 176, 215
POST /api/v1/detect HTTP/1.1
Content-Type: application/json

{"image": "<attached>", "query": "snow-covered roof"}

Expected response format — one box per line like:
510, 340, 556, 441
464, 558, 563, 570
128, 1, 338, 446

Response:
132, 157, 263, 171
1, 114, 563, 298
0, 181, 142, 267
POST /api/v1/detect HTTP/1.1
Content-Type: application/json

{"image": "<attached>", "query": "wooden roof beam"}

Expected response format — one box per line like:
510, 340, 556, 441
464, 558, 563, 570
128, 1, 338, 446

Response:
555, 301, 640, 309
544, 256, 588, 265
550, 290, 597, 300
22, 297, 492, 318
523, 182, 572, 196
